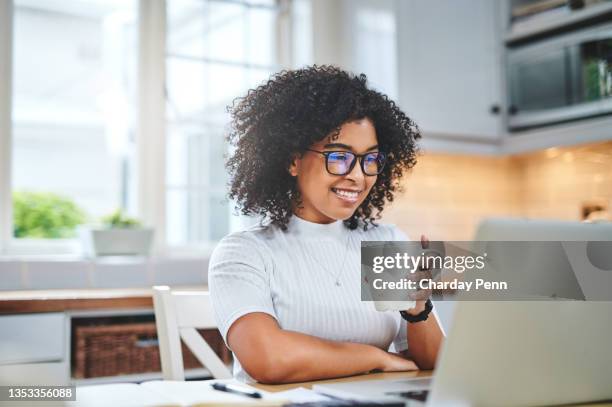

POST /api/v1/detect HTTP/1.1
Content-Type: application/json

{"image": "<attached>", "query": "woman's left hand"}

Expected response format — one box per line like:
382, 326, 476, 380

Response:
403, 234, 433, 315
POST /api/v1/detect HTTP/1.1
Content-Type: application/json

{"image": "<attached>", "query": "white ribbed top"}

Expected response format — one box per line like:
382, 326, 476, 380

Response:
208, 215, 410, 382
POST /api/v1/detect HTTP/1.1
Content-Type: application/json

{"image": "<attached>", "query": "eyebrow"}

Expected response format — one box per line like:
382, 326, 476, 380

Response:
323, 143, 379, 152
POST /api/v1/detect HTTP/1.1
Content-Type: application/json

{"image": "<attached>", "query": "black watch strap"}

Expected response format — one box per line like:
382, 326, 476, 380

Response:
399, 299, 433, 323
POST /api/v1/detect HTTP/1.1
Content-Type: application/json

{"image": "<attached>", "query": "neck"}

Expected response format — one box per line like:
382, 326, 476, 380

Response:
291, 199, 338, 224
287, 211, 347, 240
293, 209, 337, 224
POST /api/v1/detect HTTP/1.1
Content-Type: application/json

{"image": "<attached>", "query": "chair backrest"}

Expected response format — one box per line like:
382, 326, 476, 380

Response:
153, 285, 232, 381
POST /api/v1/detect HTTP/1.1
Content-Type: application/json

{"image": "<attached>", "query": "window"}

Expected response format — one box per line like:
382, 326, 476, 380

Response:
0, 0, 296, 256
11, 0, 138, 247
165, 0, 282, 247
350, 0, 397, 100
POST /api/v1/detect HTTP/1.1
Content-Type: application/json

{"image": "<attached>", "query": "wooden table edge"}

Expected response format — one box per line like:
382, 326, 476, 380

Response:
0, 286, 208, 314
252, 370, 434, 393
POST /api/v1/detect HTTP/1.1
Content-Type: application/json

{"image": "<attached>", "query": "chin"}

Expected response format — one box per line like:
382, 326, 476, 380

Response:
328, 207, 359, 221
318, 195, 367, 222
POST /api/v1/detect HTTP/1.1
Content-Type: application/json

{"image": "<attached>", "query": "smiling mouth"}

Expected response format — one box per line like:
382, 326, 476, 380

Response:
331, 187, 362, 203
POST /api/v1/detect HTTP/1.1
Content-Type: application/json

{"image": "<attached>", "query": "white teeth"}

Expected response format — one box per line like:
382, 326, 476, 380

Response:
332, 188, 359, 200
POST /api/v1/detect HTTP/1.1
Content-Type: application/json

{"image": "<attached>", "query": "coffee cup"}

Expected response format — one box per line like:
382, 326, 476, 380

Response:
362, 241, 444, 312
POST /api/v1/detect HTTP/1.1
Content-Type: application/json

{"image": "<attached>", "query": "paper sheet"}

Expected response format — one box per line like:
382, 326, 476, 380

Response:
142, 379, 307, 406
264, 387, 334, 403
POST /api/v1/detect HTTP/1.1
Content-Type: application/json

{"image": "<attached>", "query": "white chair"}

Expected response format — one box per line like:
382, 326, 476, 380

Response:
153, 285, 232, 381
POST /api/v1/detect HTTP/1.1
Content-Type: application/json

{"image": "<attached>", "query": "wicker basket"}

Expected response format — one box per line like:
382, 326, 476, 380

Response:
73, 322, 230, 379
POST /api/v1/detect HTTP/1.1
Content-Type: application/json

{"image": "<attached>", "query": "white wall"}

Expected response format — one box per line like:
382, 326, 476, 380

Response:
310, 0, 398, 98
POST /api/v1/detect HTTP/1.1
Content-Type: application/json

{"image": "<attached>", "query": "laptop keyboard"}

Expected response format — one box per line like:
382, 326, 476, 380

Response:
283, 389, 430, 406
387, 390, 430, 402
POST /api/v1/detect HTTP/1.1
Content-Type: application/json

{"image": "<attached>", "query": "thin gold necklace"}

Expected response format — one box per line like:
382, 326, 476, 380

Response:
305, 230, 353, 286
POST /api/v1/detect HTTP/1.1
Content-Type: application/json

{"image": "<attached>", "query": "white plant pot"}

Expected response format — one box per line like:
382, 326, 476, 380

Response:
82, 228, 154, 257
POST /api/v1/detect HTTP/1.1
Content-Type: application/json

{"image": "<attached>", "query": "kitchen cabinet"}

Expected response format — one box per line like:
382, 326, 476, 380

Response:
394, 0, 612, 154
396, 0, 505, 144
0, 313, 69, 385
0, 288, 228, 386
0, 313, 65, 365
312, 0, 505, 149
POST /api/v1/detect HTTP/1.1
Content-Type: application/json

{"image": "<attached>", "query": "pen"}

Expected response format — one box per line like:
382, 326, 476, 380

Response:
211, 382, 263, 399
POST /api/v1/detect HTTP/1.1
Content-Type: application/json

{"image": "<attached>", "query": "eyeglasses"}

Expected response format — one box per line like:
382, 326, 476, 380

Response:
306, 149, 387, 176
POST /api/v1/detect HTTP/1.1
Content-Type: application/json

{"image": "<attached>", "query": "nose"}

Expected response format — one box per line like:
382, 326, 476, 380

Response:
345, 156, 365, 184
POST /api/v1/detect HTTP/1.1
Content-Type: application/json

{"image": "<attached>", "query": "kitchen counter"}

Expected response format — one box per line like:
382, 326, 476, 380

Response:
0, 286, 208, 314
0, 285, 216, 385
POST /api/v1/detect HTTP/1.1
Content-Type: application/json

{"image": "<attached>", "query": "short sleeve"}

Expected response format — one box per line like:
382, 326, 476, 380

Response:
208, 232, 278, 347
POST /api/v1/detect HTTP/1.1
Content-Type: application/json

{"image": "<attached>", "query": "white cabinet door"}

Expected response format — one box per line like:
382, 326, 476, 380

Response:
397, 0, 503, 141
0, 361, 70, 386
0, 313, 65, 365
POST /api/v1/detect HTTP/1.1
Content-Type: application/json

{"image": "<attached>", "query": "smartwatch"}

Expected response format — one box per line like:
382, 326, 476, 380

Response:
399, 299, 433, 323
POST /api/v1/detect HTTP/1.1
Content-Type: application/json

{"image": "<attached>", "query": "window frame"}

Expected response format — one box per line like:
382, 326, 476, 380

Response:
0, 0, 165, 257
0, 0, 295, 258
0, 0, 14, 257
164, 0, 290, 250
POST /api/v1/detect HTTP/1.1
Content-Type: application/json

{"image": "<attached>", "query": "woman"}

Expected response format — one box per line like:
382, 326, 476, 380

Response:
209, 65, 444, 384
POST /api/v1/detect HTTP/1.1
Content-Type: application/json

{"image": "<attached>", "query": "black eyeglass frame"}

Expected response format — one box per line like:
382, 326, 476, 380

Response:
305, 149, 387, 176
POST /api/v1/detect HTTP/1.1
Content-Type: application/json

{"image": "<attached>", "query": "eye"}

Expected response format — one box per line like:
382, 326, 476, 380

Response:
330, 152, 350, 161
364, 153, 380, 163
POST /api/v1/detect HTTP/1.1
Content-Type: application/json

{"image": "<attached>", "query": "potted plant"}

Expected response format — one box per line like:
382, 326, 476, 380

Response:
13, 191, 86, 238
83, 209, 154, 257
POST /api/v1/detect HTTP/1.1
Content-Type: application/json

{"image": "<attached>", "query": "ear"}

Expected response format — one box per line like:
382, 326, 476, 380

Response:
288, 154, 300, 177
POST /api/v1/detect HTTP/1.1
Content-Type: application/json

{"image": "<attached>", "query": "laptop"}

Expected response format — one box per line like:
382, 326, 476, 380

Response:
314, 219, 612, 406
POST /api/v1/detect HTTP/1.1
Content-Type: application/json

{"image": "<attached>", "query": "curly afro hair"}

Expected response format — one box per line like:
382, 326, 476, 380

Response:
226, 65, 421, 231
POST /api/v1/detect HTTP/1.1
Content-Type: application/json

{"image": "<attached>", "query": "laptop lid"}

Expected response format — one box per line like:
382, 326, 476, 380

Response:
428, 301, 612, 406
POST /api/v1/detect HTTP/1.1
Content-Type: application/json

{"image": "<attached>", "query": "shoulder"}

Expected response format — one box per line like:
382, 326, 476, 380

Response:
351, 222, 411, 241
214, 223, 269, 246
209, 223, 277, 270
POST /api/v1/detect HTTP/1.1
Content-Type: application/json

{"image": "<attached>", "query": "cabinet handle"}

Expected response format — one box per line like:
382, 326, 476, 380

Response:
508, 105, 518, 115
490, 105, 501, 115
135, 338, 159, 348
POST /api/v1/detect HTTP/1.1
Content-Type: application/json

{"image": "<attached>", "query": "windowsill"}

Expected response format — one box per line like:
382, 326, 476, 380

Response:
3, 238, 82, 257
0, 246, 219, 291
2, 239, 218, 260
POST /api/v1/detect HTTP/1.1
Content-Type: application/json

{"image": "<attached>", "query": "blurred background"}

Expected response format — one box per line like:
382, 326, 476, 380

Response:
0, 0, 611, 269
1, 0, 612, 387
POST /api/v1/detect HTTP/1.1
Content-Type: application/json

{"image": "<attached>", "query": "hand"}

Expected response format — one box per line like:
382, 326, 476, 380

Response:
404, 234, 433, 313
380, 352, 419, 372
404, 299, 427, 315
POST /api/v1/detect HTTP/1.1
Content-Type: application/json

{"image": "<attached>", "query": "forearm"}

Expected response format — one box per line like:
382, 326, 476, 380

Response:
229, 313, 416, 384
250, 330, 386, 383
405, 312, 444, 370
